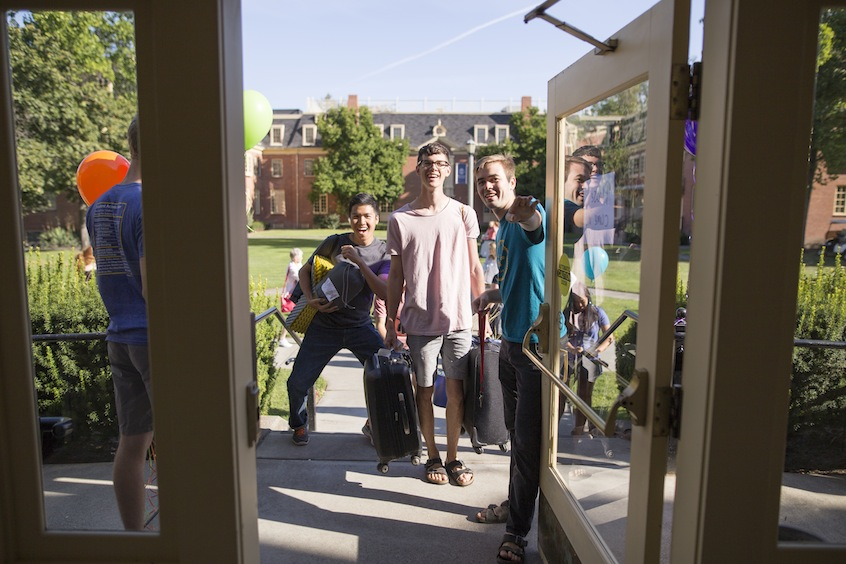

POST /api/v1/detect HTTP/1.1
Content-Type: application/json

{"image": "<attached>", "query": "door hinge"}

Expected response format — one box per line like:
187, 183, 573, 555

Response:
653, 383, 683, 438
670, 62, 702, 121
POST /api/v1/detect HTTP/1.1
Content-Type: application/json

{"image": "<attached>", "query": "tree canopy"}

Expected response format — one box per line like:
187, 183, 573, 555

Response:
477, 106, 547, 201
813, 8, 846, 176
311, 106, 409, 213
8, 11, 137, 213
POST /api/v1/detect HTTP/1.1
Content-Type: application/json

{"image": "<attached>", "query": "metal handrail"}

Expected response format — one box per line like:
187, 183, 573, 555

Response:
31, 304, 314, 428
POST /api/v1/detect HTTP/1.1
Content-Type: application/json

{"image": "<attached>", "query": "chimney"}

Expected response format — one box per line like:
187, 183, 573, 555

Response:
347, 94, 359, 110
521, 96, 532, 112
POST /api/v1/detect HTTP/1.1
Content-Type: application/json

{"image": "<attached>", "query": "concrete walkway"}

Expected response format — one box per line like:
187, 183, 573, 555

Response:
257, 345, 537, 563
40, 341, 846, 561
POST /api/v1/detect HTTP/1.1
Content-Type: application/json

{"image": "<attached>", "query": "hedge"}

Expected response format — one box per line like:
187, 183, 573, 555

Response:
613, 257, 846, 439
26, 250, 283, 439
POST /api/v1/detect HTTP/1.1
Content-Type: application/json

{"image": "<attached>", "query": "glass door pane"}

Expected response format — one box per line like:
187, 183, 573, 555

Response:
7, 8, 158, 532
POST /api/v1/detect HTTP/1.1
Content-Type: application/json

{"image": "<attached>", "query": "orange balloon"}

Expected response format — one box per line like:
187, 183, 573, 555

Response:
76, 150, 130, 205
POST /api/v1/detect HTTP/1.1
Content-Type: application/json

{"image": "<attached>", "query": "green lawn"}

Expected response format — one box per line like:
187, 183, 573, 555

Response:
248, 228, 340, 289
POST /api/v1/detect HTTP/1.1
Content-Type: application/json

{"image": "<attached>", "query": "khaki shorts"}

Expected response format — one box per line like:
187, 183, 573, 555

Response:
406, 330, 471, 387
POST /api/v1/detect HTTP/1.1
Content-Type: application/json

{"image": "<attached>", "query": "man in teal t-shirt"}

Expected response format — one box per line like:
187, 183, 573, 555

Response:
471, 154, 545, 563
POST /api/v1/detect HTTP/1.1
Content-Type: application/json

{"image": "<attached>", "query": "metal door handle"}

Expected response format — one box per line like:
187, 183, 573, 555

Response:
522, 304, 646, 437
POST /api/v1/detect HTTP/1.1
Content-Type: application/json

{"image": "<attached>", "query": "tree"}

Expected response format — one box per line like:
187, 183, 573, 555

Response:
811, 9, 846, 178
477, 106, 547, 201
8, 11, 137, 214
311, 106, 409, 212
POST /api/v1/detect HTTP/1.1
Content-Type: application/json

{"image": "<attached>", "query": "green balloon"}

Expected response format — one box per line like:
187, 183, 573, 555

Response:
243, 90, 273, 151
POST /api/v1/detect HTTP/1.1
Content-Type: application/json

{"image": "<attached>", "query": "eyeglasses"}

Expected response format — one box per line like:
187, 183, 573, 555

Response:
419, 160, 451, 170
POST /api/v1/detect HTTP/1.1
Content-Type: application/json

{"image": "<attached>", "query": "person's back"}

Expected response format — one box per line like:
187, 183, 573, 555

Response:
88, 182, 146, 344
85, 115, 152, 532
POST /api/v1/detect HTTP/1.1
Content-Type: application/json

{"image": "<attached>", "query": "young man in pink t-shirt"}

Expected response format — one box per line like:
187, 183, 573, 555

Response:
386, 142, 486, 486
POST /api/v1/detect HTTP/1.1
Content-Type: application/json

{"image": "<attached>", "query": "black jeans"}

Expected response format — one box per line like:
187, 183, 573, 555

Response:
499, 339, 542, 538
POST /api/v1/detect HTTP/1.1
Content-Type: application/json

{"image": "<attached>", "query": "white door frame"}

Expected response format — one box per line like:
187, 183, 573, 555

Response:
0, 1, 259, 561
540, 1, 689, 562
672, 0, 845, 561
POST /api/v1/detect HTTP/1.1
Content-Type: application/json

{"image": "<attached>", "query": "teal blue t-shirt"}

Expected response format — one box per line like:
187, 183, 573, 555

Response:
496, 205, 547, 344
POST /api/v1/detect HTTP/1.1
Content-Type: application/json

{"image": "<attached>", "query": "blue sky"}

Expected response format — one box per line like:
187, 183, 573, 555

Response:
241, 0, 705, 111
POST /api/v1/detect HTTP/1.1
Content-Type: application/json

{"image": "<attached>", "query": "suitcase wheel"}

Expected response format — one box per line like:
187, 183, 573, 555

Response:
377, 462, 389, 474
473, 446, 482, 455
499, 444, 508, 452
410, 455, 421, 466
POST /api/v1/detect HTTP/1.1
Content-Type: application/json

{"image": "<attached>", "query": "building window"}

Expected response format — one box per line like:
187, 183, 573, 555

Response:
495, 125, 510, 145
44, 194, 57, 211
303, 124, 317, 146
313, 193, 329, 215
254, 190, 261, 216
270, 125, 285, 146
390, 124, 405, 140
375, 124, 385, 136
304, 158, 315, 176
474, 125, 488, 144
270, 188, 286, 215
271, 159, 283, 178
244, 155, 253, 177
379, 200, 393, 215
836, 185, 846, 215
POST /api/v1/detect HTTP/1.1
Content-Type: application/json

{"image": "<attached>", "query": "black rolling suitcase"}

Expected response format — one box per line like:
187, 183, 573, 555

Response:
363, 349, 422, 473
463, 315, 509, 454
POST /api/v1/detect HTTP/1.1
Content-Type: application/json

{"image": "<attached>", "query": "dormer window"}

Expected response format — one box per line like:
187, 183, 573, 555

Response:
474, 125, 488, 144
270, 125, 285, 146
303, 124, 317, 146
495, 125, 510, 145
390, 124, 405, 140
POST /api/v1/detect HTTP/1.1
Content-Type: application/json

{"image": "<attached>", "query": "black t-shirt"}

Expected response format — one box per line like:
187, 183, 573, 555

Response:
564, 199, 583, 237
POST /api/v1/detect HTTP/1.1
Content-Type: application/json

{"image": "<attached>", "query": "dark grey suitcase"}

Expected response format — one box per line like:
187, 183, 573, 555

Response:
363, 349, 422, 473
463, 338, 509, 454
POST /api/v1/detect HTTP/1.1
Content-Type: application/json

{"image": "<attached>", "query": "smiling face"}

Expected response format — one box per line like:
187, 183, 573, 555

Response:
476, 160, 517, 214
417, 154, 451, 190
349, 204, 379, 246
564, 161, 590, 205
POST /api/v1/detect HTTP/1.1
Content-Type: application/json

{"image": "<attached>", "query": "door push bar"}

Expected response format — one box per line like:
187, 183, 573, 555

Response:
521, 304, 647, 438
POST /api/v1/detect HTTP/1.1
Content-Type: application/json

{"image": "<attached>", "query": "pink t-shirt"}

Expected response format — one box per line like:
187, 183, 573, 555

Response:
387, 199, 480, 336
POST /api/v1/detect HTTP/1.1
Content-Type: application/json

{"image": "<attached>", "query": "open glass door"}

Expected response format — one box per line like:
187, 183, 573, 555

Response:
0, 0, 259, 561
528, 1, 690, 562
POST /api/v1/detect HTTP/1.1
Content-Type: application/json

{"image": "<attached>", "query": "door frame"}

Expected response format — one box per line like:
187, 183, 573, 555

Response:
671, 1, 844, 561
540, 1, 690, 562
0, 1, 259, 561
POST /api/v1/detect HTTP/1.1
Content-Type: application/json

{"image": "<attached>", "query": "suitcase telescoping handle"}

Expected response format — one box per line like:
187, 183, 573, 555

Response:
479, 310, 486, 391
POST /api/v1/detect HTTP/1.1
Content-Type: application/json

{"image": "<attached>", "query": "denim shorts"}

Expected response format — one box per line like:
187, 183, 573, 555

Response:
406, 329, 471, 387
108, 341, 154, 436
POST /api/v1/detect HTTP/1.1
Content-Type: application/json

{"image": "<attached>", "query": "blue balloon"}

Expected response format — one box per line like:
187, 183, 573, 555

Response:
584, 247, 609, 281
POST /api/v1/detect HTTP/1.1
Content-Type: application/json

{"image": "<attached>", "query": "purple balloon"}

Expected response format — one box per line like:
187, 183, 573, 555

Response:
684, 119, 697, 155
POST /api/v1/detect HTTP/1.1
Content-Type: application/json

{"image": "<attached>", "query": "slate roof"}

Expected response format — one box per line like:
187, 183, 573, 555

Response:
260, 109, 514, 152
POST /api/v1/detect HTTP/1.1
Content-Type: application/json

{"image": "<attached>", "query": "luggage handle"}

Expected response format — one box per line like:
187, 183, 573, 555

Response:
398, 392, 411, 435
478, 311, 486, 407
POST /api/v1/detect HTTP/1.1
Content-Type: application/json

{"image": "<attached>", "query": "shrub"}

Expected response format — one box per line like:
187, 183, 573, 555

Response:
790, 252, 846, 433
37, 226, 80, 250
314, 213, 341, 229
26, 250, 285, 442
26, 250, 114, 436
249, 279, 284, 413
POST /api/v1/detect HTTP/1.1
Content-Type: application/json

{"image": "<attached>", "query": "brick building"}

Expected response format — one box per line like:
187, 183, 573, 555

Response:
249, 95, 533, 228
